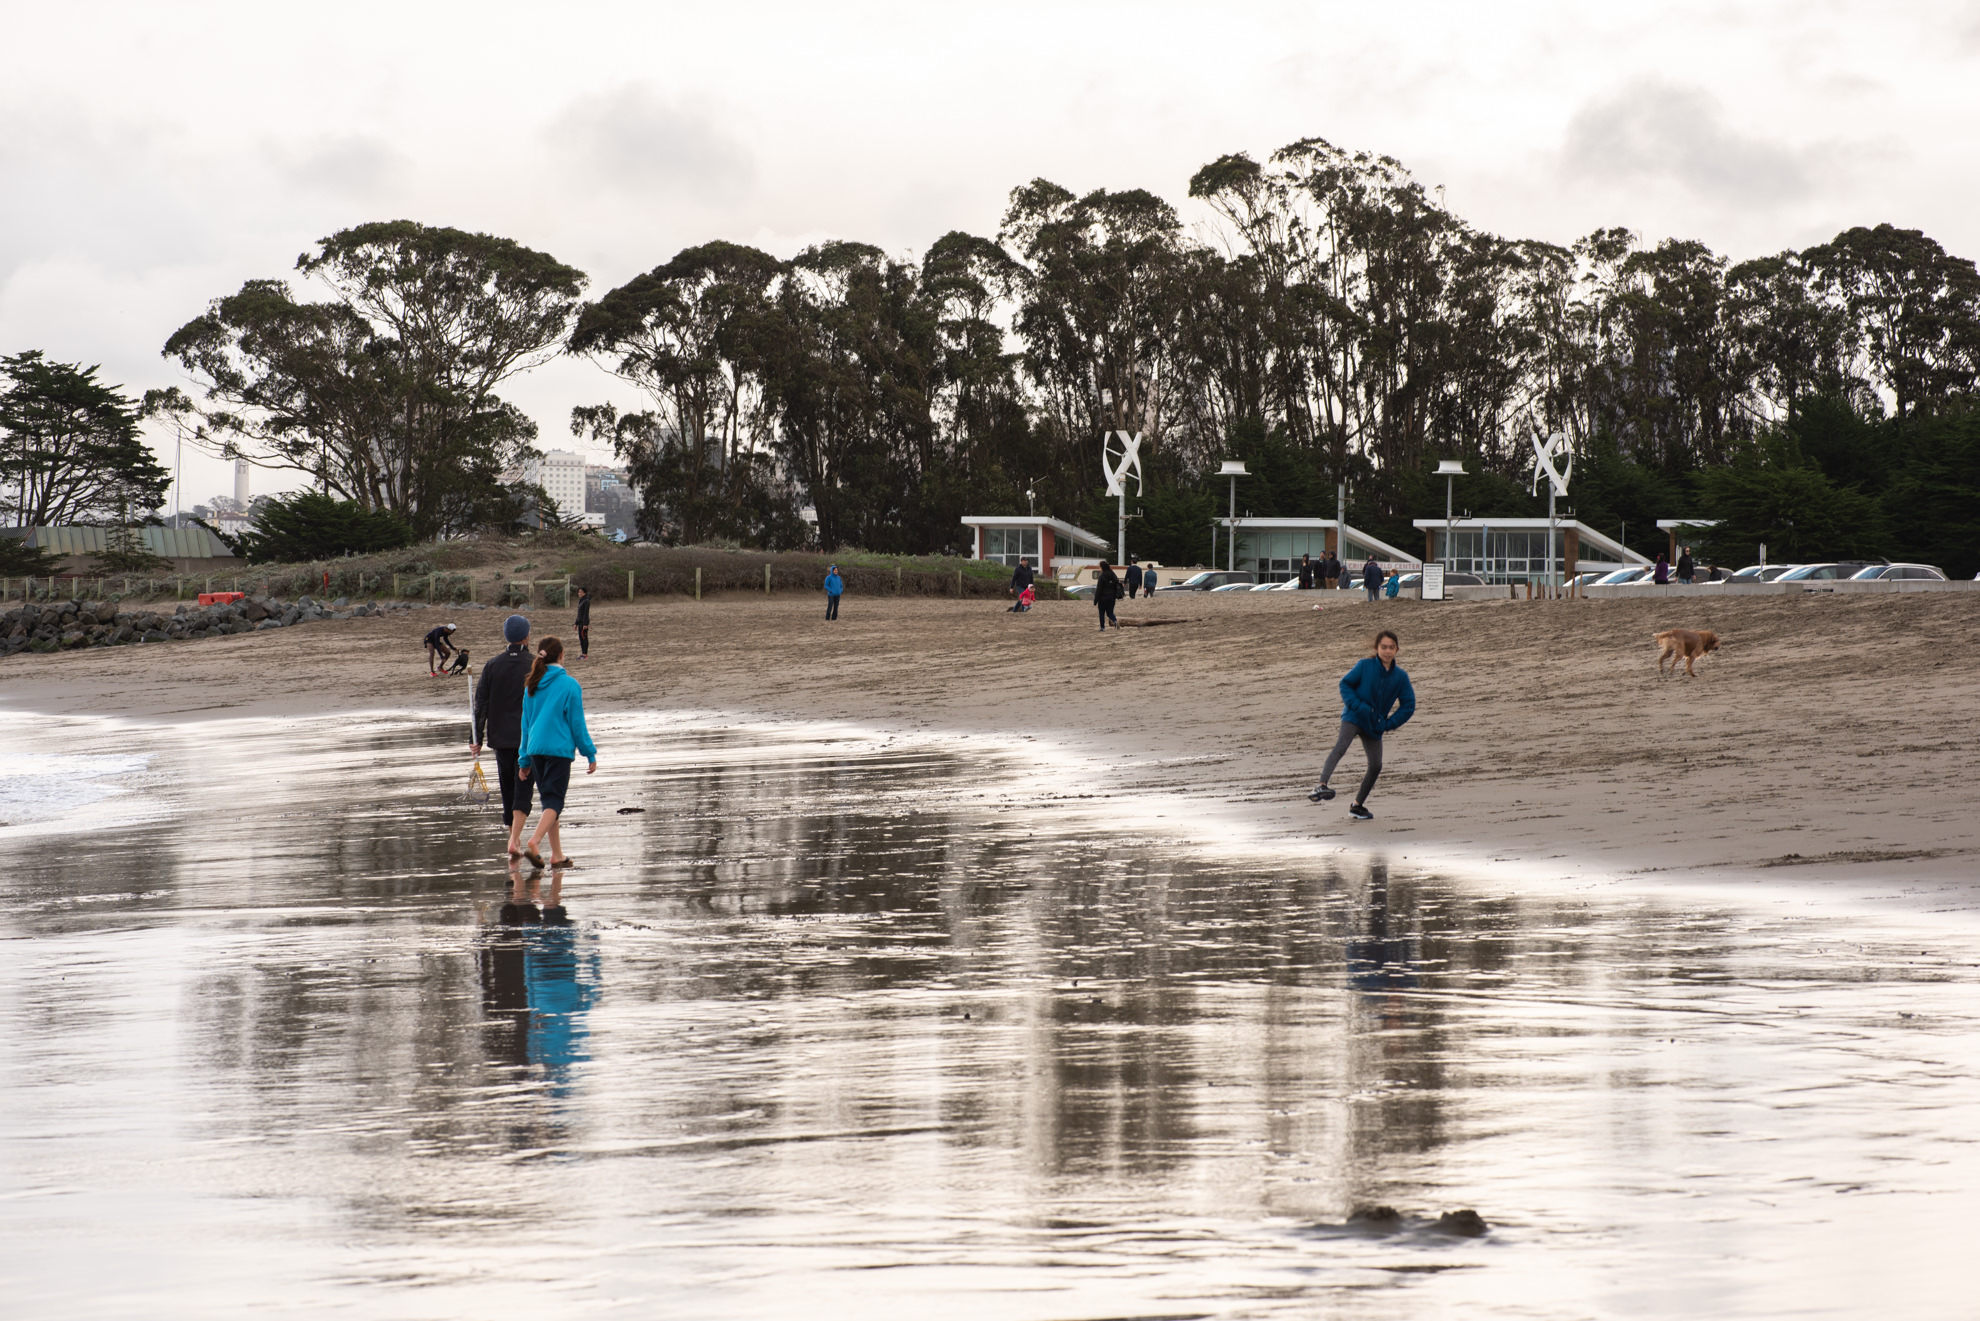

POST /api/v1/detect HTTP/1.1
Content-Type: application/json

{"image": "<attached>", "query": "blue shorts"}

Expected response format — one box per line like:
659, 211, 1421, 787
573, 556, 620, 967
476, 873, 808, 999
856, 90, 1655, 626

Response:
529, 756, 573, 813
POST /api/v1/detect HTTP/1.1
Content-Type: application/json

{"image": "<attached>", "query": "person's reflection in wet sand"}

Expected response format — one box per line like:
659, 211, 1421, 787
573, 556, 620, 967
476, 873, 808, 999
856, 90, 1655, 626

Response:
479, 863, 596, 1105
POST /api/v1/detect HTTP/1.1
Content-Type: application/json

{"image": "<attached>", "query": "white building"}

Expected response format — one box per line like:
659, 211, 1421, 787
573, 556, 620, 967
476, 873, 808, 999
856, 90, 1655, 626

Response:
522, 450, 588, 523
1411, 517, 1648, 584
959, 515, 1111, 576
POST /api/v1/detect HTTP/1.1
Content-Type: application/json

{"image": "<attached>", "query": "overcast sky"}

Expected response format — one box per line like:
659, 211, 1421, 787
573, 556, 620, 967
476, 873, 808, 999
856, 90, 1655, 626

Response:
5, 0, 1978, 510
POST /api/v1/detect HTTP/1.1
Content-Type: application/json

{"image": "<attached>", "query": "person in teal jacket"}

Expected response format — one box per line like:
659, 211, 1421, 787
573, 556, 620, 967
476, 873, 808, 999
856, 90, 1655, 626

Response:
517, 635, 597, 868
1309, 628, 1415, 820
824, 565, 844, 620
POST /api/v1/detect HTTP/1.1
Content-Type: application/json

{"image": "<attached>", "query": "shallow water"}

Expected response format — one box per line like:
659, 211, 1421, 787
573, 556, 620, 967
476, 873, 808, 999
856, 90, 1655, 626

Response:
1, 712, 1976, 1318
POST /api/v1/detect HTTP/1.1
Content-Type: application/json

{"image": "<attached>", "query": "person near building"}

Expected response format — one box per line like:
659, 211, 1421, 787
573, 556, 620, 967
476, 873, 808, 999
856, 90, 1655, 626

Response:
1009, 558, 1035, 601
1324, 552, 1343, 590
1653, 552, 1671, 585
516, 636, 597, 870
1094, 561, 1122, 631
471, 614, 537, 859
573, 585, 591, 659
1308, 628, 1415, 821
1362, 556, 1385, 602
823, 565, 844, 620
1298, 553, 1315, 589
1125, 560, 1143, 600
424, 622, 459, 676
1676, 546, 1695, 586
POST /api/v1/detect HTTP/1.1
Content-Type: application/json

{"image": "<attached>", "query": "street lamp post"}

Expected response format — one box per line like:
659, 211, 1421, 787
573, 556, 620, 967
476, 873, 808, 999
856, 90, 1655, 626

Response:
1218, 461, 1248, 572
1435, 459, 1465, 572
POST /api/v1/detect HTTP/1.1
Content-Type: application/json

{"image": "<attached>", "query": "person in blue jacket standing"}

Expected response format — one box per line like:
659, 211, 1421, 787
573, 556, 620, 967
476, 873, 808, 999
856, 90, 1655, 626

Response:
823, 564, 844, 620
517, 635, 597, 868
1309, 628, 1414, 820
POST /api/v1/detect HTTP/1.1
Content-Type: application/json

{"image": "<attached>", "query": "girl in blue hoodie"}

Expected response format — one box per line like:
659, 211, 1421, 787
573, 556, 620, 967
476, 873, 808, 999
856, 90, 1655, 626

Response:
517, 636, 598, 868
1309, 628, 1414, 820
824, 565, 844, 619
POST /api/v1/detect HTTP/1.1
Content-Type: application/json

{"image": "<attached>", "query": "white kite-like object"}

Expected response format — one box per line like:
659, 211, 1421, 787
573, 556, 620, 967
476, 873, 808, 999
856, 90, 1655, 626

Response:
1103, 430, 1144, 497
1529, 425, 1573, 497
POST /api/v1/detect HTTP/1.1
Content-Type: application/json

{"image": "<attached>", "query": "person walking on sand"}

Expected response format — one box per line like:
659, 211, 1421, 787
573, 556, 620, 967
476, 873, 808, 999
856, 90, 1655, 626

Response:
1298, 553, 1314, 590
1094, 561, 1122, 631
1653, 551, 1670, 585
573, 585, 591, 659
1309, 628, 1415, 820
424, 622, 459, 676
516, 636, 596, 870
823, 564, 844, 620
1125, 560, 1143, 600
471, 614, 536, 860
1362, 556, 1385, 602
1676, 546, 1695, 586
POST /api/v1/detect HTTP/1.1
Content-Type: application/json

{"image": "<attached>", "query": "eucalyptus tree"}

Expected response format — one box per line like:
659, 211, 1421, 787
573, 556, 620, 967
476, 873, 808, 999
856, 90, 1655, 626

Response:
163, 220, 586, 534
1805, 224, 1980, 419
568, 241, 789, 544
0, 350, 168, 527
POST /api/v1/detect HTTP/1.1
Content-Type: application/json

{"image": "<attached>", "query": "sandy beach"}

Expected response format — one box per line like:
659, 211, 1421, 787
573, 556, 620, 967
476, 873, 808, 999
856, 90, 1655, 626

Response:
7, 586, 1976, 914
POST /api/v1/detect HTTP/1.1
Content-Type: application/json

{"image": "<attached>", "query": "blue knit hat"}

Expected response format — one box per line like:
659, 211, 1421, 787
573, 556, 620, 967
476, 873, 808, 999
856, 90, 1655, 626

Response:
503, 614, 530, 644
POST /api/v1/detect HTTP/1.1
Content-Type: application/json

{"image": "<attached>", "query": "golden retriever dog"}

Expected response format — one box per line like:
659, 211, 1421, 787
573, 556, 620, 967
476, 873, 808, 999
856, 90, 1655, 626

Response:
1655, 628, 1721, 678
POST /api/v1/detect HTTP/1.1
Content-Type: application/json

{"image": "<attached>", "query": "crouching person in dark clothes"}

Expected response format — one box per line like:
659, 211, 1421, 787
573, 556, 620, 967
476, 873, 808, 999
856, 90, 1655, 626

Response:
471, 613, 537, 859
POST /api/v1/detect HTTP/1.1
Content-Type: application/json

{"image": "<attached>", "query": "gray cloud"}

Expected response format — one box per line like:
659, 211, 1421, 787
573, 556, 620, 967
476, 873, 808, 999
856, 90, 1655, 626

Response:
546, 85, 754, 198
1562, 79, 1812, 205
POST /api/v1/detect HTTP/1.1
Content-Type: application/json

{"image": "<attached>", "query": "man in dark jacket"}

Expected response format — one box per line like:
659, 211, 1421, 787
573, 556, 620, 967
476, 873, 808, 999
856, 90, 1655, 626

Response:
574, 586, 591, 659
1125, 561, 1143, 599
471, 614, 536, 857
1094, 562, 1122, 631
1298, 553, 1314, 589
1676, 547, 1695, 585
1363, 556, 1385, 601
1009, 559, 1035, 600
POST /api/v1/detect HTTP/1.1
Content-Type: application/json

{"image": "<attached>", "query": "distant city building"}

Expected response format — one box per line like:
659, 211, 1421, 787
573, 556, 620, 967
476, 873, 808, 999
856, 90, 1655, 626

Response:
585, 463, 639, 537
522, 450, 588, 524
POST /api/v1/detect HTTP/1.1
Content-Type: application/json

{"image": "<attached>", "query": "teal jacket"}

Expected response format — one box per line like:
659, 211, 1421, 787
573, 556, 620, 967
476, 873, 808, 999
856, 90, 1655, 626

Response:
518, 666, 597, 768
1340, 656, 1415, 737
824, 571, 844, 596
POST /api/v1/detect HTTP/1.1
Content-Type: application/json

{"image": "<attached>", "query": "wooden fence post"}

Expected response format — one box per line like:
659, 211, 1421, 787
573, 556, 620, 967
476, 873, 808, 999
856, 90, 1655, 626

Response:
764, 563, 771, 595
695, 567, 701, 601
627, 569, 635, 601
957, 568, 963, 596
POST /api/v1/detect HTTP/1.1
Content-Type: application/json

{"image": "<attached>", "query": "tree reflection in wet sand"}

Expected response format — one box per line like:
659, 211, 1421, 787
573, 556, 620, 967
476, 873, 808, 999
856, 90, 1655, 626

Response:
3, 715, 1976, 1318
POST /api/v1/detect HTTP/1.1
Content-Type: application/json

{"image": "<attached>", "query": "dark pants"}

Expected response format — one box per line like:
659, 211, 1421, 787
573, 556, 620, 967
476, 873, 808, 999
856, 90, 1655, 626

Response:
1365, 580, 1380, 601
1320, 720, 1383, 804
1097, 598, 1117, 630
826, 594, 841, 619
530, 756, 573, 814
578, 624, 590, 656
1127, 581, 1140, 599
495, 745, 534, 823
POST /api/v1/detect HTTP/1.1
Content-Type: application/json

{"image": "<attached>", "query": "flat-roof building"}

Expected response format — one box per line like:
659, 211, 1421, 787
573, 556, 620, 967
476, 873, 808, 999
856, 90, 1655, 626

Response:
1214, 519, 1420, 581
1410, 518, 1648, 584
959, 515, 1111, 576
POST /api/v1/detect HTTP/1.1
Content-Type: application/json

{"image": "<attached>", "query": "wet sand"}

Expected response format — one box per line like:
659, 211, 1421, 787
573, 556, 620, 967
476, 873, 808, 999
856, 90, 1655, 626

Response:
5, 588, 1978, 913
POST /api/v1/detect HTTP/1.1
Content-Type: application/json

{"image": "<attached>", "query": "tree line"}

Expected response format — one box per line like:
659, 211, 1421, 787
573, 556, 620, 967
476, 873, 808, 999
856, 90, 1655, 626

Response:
7, 136, 1980, 575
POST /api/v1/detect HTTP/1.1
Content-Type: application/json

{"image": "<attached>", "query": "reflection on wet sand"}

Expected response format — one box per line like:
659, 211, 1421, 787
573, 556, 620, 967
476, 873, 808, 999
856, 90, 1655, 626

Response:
2, 715, 1978, 1318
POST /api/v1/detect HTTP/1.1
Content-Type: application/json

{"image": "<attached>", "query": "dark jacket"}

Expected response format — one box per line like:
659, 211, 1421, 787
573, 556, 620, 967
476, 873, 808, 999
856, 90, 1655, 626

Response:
1676, 553, 1694, 579
1095, 567, 1122, 603
1362, 558, 1384, 589
424, 625, 456, 653
473, 643, 532, 748
575, 594, 591, 627
1653, 558, 1670, 584
1339, 656, 1415, 737
1010, 562, 1035, 592
1125, 564, 1143, 589
1298, 560, 1314, 588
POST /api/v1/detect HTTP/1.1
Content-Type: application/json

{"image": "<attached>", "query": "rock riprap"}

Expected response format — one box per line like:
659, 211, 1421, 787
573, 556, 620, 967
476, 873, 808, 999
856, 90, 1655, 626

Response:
1, 595, 420, 657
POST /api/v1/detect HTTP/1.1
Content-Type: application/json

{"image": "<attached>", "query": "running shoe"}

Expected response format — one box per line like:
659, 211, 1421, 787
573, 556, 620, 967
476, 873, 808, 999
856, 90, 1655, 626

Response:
1307, 785, 1336, 802
1349, 803, 1373, 820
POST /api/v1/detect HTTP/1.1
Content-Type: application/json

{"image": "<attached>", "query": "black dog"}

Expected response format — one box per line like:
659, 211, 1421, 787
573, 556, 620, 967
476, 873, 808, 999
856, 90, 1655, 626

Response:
446, 647, 471, 675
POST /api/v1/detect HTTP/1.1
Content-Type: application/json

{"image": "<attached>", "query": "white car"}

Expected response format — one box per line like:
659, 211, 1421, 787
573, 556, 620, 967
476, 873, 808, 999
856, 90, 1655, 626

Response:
1729, 564, 1801, 582
1593, 567, 1654, 585
1851, 563, 1947, 581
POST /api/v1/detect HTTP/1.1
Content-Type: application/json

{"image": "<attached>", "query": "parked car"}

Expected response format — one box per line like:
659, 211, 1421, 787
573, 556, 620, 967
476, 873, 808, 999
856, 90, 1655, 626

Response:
1777, 562, 1878, 582
1064, 583, 1095, 599
1592, 567, 1654, 585
1210, 580, 1258, 592
1157, 570, 1255, 591
1249, 579, 1301, 591
1728, 564, 1800, 582
1850, 563, 1948, 581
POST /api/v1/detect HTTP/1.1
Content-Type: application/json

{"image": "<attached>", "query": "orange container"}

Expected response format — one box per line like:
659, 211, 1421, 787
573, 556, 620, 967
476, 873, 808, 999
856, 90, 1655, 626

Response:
198, 592, 246, 606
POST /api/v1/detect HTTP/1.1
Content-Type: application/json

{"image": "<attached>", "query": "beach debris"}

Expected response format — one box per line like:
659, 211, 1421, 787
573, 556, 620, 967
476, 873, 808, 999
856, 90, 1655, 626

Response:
616, 807, 646, 814
1437, 1209, 1488, 1236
